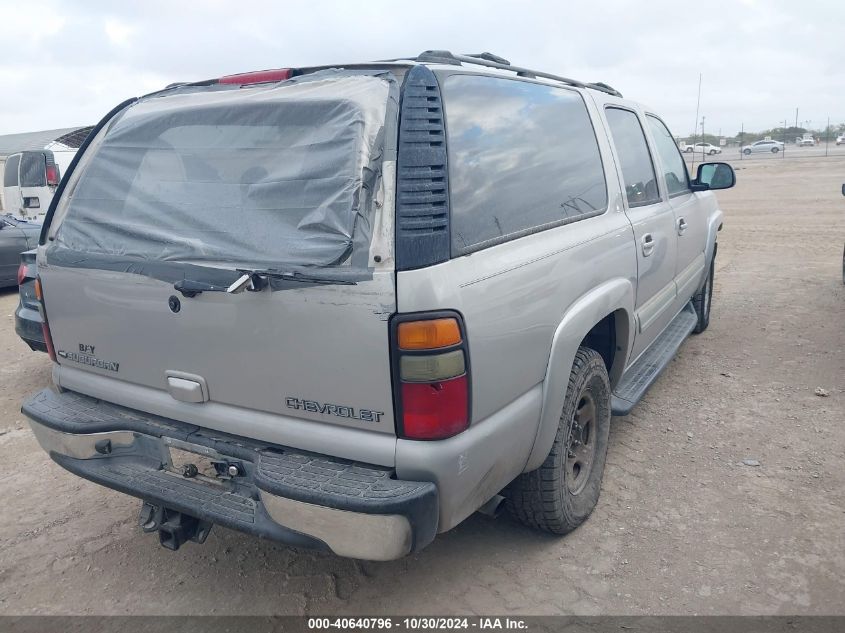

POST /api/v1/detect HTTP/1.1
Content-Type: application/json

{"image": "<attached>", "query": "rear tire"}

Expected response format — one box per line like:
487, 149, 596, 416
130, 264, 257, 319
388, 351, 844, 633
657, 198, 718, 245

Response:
772, 147, 779, 153
743, 148, 751, 155
693, 252, 715, 333
505, 347, 611, 535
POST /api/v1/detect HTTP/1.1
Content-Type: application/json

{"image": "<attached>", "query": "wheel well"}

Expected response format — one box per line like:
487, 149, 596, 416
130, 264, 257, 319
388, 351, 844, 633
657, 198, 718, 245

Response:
580, 310, 628, 388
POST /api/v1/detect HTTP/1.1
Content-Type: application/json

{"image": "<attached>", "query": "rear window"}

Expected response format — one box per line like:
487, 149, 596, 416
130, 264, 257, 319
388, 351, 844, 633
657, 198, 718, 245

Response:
442, 75, 608, 254
51, 73, 391, 271
20, 152, 47, 187
3, 154, 20, 187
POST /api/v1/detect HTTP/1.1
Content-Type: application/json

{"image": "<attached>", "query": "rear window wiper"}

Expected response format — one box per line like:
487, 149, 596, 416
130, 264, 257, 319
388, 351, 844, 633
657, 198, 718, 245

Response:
174, 268, 355, 298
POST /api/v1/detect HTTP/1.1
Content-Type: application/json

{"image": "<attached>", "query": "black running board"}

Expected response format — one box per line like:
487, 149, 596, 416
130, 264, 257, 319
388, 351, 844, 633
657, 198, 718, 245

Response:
611, 302, 698, 415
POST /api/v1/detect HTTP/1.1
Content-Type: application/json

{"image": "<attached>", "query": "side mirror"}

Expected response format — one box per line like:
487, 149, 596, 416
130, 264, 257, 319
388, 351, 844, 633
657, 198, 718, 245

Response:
841, 183, 844, 197
691, 162, 736, 192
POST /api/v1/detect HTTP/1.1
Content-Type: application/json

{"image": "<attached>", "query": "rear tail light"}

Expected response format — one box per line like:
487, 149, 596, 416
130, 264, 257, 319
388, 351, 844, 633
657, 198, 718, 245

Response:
45, 153, 60, 186
218, 68, 292, 85
45, 164, 59, 186
17, 263, 26, 286
392, 313, 470, 440
34, 278, 57, 362
398, 318, 461, 350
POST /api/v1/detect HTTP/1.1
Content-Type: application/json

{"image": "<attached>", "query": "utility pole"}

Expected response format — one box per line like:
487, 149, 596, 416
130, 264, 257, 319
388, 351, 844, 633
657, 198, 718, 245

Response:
740, 122, 744, 160
783, 119, 787, 158
692, 73, 702, 170
826, 116, 830, 157
795, 107, 799, 131
701, 116, 706, 162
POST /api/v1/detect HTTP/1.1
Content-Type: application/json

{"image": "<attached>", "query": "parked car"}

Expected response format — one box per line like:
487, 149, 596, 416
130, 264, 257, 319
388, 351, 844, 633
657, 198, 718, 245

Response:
2, 150, 61, 220
742, 140, 785, 154
685, 142, 722, 155
22, 50, 734, 560
836, 135, 845, 146
15, 249, 45, 352
797, 137, 816, 147
0, 215, 41, 287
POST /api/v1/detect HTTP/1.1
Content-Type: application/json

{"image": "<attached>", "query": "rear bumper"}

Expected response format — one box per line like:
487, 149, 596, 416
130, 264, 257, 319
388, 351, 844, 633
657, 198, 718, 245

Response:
23, 388, 438, 560
14, 304, 46, 352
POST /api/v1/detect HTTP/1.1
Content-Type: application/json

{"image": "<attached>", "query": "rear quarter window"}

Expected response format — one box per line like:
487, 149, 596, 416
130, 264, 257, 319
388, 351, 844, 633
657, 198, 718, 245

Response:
442, 75, 608, 254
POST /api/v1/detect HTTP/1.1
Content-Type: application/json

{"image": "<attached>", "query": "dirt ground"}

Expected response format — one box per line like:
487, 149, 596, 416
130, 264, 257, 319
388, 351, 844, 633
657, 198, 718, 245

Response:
0, 157, 843, 616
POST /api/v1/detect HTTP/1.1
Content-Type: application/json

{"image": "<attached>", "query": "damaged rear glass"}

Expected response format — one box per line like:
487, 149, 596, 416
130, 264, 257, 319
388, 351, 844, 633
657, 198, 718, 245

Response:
51, 72, 392, 271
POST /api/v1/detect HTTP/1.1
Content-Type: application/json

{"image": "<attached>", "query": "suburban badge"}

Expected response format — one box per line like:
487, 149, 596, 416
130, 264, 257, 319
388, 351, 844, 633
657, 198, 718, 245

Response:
56, 344, 120, 373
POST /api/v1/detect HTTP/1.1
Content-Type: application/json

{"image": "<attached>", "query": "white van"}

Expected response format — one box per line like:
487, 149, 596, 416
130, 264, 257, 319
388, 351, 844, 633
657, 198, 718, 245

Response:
2, 150, 61, 219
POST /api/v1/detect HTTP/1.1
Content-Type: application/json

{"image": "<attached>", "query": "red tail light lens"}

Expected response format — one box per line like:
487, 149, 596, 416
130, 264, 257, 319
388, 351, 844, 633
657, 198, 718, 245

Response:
34, 278, 57, 362
17, 263, 26, 286
218, 69, 292, 85
392, 312, 470, 440
401, 375, 469, 440
46, 164, 59, 186
42, 322, 57, 362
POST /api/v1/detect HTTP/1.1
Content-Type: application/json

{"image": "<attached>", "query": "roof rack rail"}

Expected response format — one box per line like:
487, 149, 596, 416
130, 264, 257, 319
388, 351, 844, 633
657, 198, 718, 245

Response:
463, 52, 511, 65
412, 50, 622, 98
586, 81, 622, 97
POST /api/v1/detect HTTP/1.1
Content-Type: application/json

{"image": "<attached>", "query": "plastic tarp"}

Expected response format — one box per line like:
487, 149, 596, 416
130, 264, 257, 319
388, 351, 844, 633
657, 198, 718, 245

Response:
50, 71, 391, 272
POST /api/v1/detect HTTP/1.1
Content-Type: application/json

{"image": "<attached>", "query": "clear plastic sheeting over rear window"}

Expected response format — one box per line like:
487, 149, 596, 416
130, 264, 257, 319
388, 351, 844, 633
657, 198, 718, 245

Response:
50, 72, 392, 271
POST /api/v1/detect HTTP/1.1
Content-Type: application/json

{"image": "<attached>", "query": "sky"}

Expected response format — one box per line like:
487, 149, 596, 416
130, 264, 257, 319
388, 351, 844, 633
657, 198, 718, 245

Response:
1, 0, 843, 137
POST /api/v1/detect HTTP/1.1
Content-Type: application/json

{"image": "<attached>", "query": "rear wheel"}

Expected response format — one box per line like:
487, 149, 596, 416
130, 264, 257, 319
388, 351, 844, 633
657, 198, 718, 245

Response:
743, 148, 751, 155
772, 147, 779, 153
505, 347, 611, 534
693, 252, 715, 333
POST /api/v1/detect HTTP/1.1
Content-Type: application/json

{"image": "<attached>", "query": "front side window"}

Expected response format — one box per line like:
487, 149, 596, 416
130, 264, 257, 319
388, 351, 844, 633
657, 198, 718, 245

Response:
3, 154, 20, 187
442, 75, 608, 253
605, 108, 660, 208
646, 115, 690, 196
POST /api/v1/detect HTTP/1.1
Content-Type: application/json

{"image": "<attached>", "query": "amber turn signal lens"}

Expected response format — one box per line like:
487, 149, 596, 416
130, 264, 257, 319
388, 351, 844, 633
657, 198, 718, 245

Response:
34, 278, 42, 301
398, 318, 461, 350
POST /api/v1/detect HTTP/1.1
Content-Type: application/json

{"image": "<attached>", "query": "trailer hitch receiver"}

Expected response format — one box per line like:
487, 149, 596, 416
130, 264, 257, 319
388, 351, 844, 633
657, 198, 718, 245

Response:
139, 502, 213, 551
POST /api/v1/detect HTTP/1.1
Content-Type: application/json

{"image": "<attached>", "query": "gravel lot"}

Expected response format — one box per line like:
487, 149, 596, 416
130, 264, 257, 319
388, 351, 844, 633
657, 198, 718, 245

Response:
0, 157, 843, 616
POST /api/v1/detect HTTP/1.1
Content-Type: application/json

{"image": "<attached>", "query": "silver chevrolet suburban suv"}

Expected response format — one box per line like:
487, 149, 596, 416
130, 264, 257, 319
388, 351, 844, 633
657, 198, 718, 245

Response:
23, 51, 734, 560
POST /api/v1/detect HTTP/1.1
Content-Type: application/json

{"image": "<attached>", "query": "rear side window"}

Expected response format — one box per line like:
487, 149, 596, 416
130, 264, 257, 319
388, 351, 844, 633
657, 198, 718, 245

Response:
19, 152, 47, 187
3, 154, 20, 187
605, 108, 660, 208
442, 75, 607, 253
646, 116, 690, 196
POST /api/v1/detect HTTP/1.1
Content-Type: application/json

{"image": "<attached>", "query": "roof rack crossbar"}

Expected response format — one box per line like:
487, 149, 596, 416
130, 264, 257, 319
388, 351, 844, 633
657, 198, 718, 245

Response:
412, 50, 622, 97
